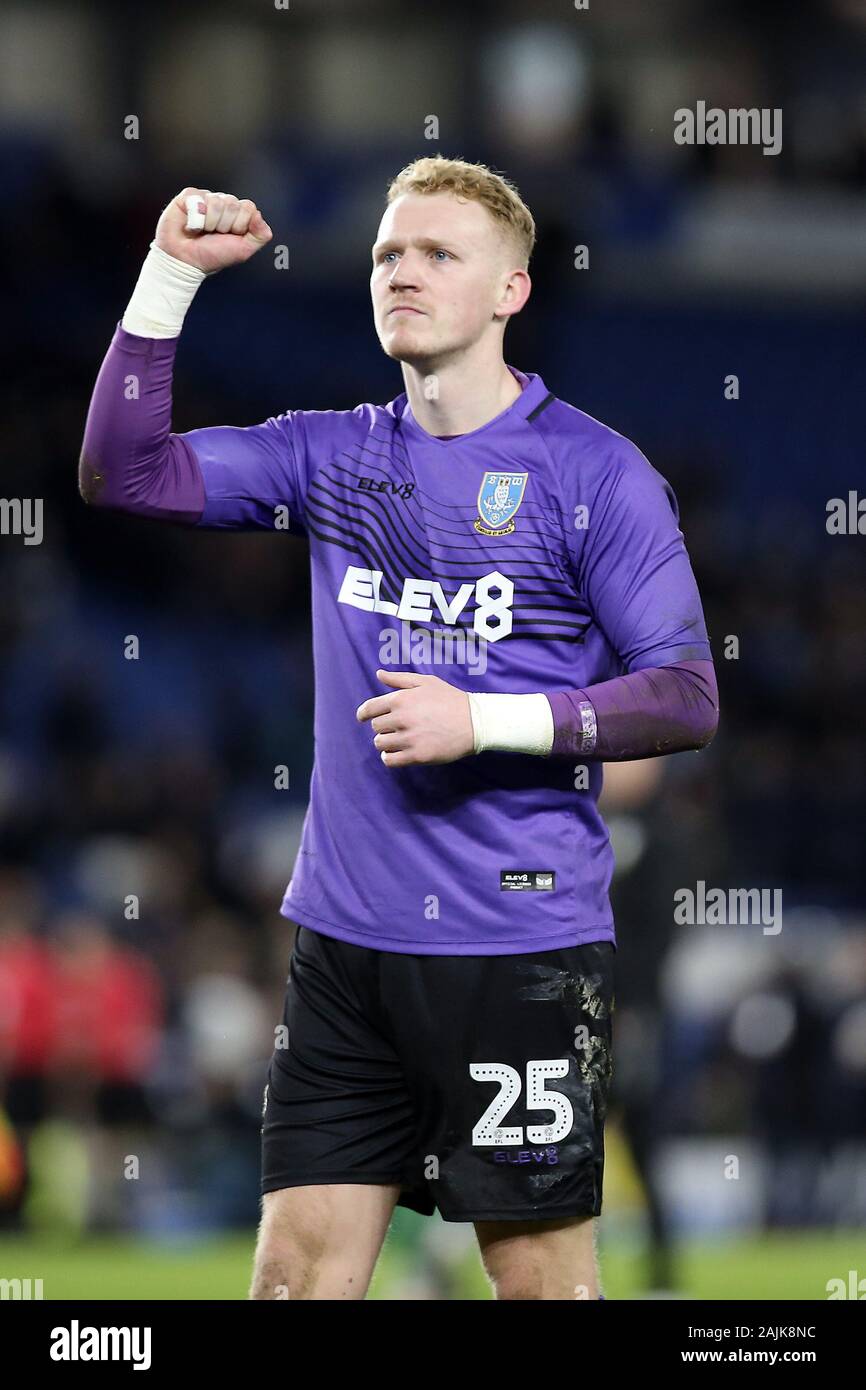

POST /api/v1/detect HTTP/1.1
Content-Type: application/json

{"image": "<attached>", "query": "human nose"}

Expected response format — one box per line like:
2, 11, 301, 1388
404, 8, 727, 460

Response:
388, 250, 422, 290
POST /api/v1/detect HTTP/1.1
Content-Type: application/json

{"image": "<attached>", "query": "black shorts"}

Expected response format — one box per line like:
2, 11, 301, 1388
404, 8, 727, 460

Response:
261, 925, 615, 1223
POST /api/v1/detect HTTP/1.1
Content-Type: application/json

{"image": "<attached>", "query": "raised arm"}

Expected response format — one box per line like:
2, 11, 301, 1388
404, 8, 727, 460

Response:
78, 187, 273, 523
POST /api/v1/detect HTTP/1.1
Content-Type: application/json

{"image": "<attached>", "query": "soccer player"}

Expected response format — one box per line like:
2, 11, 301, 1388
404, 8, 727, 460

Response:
80, 157, 719, 1300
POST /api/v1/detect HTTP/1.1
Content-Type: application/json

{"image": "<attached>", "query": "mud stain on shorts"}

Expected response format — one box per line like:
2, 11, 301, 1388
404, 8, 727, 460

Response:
514, 964, 610, 1019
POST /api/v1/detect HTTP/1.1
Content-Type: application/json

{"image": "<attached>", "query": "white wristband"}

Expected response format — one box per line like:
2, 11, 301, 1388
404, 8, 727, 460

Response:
466, 692, 554, 756
121, 240, 208, 339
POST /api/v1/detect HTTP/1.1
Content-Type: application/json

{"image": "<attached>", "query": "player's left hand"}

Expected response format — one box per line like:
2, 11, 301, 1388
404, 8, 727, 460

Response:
356, 670, 475, 768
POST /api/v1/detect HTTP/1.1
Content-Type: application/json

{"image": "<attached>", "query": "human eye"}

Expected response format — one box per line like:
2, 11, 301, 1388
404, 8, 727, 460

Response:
431, 248, 452, 261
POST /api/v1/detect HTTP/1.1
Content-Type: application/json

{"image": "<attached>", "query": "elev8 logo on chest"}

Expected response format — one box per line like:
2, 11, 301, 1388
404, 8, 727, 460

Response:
337, 565, 515, 641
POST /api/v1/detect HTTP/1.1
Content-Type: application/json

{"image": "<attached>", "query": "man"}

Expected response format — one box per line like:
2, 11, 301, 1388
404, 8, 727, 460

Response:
80, 156, 719, 1300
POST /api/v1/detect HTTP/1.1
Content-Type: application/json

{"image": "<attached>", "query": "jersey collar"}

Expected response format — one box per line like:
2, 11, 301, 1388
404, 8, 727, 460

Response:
390, 366, 552, 446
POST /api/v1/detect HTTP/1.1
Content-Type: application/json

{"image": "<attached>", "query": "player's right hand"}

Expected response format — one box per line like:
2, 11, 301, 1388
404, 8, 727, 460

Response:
154, 187, 273, 274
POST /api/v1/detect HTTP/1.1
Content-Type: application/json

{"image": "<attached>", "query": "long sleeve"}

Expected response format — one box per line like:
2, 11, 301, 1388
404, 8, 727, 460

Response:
547, 658, 719, 760
79, 322, 206, 524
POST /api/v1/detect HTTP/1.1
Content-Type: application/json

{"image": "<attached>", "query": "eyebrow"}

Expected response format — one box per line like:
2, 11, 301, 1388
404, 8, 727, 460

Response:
371, 235, 463, 257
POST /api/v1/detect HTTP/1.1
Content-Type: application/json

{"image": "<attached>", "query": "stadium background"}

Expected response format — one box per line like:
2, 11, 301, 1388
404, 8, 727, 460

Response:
1, 0, 865, 1299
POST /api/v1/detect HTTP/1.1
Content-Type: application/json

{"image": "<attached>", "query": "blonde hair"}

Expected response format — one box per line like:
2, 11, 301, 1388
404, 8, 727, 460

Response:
386, 155, 536, 269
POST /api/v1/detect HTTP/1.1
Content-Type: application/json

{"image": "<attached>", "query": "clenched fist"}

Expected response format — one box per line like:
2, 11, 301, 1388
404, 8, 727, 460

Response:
154, 187, 273, 275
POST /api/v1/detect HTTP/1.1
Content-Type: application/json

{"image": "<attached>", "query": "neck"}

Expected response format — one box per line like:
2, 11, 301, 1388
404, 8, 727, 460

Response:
400, 345, 522, 436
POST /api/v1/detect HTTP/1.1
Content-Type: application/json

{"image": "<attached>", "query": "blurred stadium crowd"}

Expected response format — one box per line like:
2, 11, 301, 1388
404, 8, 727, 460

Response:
1, 0, 865, 1290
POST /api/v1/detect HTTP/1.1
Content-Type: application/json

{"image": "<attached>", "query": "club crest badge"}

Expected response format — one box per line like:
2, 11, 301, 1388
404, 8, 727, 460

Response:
474, 470, 528, 535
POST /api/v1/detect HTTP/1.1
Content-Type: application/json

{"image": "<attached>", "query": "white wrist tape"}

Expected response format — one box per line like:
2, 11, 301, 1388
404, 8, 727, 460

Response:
466, 692, 554, 756
121, 240, 208, 339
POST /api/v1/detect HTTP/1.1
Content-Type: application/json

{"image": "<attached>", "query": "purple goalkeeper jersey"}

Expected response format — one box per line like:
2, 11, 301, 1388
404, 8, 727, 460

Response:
180, 366, 711, 954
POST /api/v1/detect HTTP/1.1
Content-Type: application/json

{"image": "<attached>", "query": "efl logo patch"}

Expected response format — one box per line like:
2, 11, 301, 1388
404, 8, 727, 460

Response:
501, 870, 555, 892
474, 471, 528, 535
